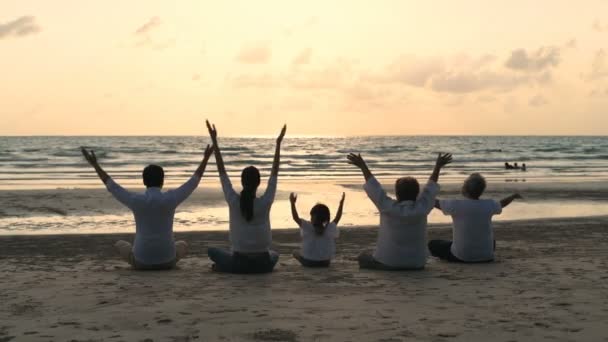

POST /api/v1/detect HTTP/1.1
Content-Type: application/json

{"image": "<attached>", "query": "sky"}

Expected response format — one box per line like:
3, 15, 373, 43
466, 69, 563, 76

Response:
1, 0, 608, 136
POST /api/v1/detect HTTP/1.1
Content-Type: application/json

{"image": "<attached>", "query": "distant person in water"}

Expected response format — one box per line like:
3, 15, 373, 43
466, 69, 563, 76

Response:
206, 120, 285, 273
81, 145, 214, 270
348, 152, 453, 270
289, 192, 345, 267
428, 173, 522, 263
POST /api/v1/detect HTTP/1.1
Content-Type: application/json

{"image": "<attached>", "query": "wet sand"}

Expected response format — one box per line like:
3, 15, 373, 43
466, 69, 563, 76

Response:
1, 216, 608, 341
3, 179, 608, 235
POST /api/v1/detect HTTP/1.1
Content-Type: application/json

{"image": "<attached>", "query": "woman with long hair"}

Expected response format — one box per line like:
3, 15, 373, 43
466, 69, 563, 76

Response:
206, 120, 286, 273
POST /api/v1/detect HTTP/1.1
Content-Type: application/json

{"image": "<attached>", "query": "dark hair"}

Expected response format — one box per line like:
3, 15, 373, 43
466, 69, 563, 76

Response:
310, 203, 331, 235
240, 166, 261, 222
395, 177, 419, 202
143, 164, 164, 188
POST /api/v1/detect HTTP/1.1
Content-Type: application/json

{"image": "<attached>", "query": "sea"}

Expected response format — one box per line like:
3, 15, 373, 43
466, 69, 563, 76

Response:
2, 136, 608, 234
1, 136, 608, 189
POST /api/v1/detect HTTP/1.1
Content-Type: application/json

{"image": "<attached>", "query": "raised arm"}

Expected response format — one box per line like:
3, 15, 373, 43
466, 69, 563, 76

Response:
171, 144, 214, 206
271, 124, 287, 178
194, 144, 214, 178
289, 192, 302, 226
347, 153, 373, 181
332, 192, 346, 225
81, 147, 109, 184
206, 120, 238, 201
206, 120, 226, 175
430, 153, 453, 183
500, 193, 522, 208
82, 147, 134, 208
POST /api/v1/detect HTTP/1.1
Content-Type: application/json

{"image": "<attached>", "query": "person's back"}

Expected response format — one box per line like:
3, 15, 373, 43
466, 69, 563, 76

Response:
438, 198, 500, 262
223, 175, 276, 253
430, 173, 522, 263
367, 179, 438, 269
81, 146, 213, 269
124, 186, 184, 264
206, 121, 286, 273
348, 152, 452, 270
289, 193, 344, 267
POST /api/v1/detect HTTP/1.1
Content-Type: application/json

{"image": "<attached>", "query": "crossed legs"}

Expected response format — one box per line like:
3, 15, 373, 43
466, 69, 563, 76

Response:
114, 240, 188, 270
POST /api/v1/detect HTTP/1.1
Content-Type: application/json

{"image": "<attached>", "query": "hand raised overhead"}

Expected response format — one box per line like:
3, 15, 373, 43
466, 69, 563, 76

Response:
277, 124, 287, 144
289, 192, 297, 204
435, 153, 453, 168
347, 153, 367, 169
206, 120, 218, 142
340, 192, 346, 204
80, 147, 98, 166
203, 144, 214, 160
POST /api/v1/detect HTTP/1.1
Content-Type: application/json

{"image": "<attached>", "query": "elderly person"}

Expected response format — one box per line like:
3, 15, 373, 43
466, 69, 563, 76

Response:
429, 173, 522, 263
348, 152, 453, 270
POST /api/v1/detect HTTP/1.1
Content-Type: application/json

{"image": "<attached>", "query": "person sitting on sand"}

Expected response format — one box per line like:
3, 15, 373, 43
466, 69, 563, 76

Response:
513, 162, 520, 170
347, 152, 453, 270
205, 120, 285, 273
81, 145, 214, 270
289, 192, 345, 267
504, 162, 514, 170
428, 173, 522, 263
521, 163, 527, 172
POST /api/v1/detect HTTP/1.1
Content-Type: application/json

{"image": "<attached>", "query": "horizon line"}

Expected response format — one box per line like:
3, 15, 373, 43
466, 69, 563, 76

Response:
1, 134, 607, 138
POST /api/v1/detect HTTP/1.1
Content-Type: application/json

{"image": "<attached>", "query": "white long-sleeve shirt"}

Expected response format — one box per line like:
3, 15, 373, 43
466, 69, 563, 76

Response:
364, 176, 439, 269
439, 199, 502, 262
220, 173, 277, 253
106, 175, 201, 265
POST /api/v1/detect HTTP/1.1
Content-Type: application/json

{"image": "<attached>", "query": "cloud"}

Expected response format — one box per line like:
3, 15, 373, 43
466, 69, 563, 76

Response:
292, 48, 312, 66
430, 71, 527, 93
135, 17, 161, 35
364, 56, 444, 87
586, 49, 608, 81
528, 94, 548, 107
236, 42, 271, 64
505, 46, 560, 72
0, 16, 40, 39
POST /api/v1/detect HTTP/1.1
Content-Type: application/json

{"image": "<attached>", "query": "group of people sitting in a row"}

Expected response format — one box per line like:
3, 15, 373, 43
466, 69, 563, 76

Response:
505, 162, 527, 171
81, 120, 522, 273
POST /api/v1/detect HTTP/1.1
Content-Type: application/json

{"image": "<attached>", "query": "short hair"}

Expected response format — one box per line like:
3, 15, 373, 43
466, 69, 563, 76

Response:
462, 173, 486, 199
395, 177, 420, 202
142, 164, 164, 188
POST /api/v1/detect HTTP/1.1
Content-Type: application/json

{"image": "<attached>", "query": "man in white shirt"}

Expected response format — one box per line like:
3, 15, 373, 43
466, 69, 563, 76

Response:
429, 173, 522, 263
81, 144, 214, 270
347, 152, 453, 270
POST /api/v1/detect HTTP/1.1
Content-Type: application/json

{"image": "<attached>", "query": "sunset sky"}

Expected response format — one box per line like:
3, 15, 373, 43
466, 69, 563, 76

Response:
1, 0, 608, 136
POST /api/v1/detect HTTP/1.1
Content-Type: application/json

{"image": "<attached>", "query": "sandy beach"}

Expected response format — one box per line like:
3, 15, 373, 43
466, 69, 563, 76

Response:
2, 216, 608, 341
